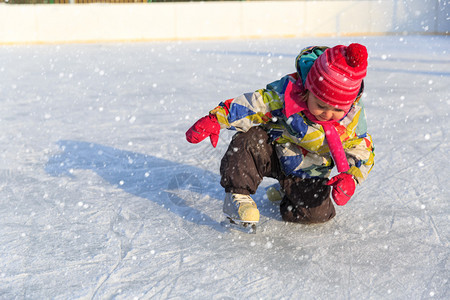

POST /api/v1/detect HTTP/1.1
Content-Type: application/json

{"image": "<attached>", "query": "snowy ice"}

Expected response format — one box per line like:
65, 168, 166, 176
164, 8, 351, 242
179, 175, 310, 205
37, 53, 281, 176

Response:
0, 35, 449, 299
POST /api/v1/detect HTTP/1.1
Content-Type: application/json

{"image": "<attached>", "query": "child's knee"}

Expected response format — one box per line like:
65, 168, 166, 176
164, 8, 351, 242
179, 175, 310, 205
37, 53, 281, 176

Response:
280, 197, 336, 224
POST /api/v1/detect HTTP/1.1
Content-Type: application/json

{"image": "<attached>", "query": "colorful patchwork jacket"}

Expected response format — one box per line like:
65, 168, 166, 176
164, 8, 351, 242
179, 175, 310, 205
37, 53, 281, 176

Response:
210, 46, 374, 184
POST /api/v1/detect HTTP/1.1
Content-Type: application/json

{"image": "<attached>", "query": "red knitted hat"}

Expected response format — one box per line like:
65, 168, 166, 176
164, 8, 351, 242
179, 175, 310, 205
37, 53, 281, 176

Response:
305, 43, 368, 110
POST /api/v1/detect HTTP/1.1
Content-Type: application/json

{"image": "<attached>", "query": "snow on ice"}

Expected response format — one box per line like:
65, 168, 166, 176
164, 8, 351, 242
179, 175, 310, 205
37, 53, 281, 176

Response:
0, 35, 449, 299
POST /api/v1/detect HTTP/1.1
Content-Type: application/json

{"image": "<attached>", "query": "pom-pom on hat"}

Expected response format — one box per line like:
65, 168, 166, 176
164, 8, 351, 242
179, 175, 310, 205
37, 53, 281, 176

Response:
305, 43, 368, 110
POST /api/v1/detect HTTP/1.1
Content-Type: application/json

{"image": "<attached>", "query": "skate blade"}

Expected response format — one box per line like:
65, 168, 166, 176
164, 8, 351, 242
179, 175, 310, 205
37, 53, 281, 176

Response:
223, 217, 257, 234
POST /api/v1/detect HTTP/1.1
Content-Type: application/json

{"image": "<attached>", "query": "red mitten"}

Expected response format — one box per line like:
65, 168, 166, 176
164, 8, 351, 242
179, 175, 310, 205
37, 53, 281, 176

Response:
185, 115, 221, 147
326, 173, 356, 206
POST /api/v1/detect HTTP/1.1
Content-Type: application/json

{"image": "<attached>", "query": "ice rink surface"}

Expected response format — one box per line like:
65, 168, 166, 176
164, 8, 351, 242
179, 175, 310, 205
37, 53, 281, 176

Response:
1, 35, 449, 299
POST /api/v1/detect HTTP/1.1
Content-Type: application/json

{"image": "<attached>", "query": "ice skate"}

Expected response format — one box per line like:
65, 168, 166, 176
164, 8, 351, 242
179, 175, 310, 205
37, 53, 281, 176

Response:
223, 193, 259, 233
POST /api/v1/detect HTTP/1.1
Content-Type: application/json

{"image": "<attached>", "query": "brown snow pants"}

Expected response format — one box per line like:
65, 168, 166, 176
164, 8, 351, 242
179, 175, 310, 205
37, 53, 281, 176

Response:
220, 127, 336, 224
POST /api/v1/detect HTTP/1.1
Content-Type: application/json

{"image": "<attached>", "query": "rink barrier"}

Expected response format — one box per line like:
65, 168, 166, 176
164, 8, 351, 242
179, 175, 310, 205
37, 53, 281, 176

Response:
0, 0, 448, 44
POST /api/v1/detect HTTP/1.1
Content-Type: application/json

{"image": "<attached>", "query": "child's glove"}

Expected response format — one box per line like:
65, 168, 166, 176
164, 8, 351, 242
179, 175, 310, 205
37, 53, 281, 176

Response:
185, 114, 221, 148
326, 173, 356, 206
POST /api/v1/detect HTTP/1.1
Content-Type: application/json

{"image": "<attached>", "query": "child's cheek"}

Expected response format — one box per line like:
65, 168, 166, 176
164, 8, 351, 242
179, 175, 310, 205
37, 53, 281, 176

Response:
312, 108, 322, 116
336, 111, 345, 120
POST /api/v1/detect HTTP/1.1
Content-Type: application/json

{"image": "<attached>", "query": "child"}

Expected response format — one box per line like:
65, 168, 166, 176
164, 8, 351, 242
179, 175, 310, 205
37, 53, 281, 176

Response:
186, 43, 374, 226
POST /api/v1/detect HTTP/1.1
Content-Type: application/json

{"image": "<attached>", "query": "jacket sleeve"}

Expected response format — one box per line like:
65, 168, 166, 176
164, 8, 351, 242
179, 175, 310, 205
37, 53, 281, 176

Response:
209, 76, 292, 132
342, 103, 375, 184
344, 134, 374, 184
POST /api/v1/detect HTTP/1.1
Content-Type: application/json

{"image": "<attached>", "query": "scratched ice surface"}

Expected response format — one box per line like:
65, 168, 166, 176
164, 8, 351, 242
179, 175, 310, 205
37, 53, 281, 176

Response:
0, 36, 448, 299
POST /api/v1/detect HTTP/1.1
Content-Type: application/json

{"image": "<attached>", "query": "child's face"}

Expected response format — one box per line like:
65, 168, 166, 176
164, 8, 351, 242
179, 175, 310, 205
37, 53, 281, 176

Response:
306, 93, 346, 122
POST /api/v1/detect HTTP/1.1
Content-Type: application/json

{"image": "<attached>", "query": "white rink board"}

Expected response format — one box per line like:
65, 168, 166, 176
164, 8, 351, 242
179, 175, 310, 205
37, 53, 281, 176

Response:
0, 0, 448, 44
